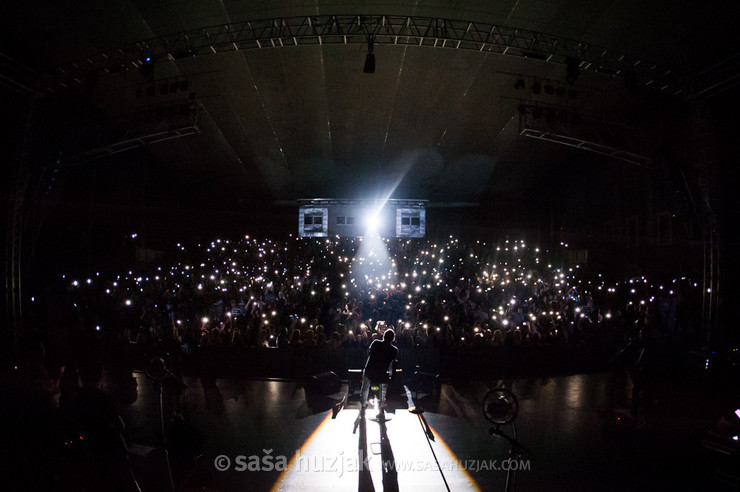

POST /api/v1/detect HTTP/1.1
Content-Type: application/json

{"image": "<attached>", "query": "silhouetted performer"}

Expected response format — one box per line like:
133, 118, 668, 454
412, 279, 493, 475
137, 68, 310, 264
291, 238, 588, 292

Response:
76, 363, 141, 491
361, 329, 398, 412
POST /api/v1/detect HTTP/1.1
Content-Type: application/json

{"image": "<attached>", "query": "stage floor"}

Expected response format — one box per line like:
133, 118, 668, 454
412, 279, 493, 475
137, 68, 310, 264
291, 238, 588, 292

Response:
121, 370, 737, 491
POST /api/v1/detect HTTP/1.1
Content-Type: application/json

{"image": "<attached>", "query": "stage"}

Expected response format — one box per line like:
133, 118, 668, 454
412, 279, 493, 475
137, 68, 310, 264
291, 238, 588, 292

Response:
120, 370, 737, 491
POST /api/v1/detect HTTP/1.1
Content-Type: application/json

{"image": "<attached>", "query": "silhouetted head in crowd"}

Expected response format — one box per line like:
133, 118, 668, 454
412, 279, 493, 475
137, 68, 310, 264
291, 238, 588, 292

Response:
383, 328, 395, 343
78, 362, 104, 388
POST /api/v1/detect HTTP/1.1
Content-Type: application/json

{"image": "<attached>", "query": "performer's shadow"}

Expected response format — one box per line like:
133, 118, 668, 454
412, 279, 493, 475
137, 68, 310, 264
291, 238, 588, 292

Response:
354, 410, 375, 492
377, 414, 399, 492
355, 410, 399, 492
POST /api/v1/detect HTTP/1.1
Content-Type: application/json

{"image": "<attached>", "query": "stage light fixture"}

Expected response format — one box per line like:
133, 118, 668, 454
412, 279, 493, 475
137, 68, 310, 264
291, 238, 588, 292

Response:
140, 56, 154, 79
364, 53, 375, 73
483, 388, 519, 425
363, 35, 375, 73
365, 212, 381, 233
566, 57, 581, 84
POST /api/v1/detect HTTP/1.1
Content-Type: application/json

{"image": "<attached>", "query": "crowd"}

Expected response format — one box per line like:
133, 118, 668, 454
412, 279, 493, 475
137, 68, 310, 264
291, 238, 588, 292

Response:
58, 234, 701, 377
0, 232, 708, 490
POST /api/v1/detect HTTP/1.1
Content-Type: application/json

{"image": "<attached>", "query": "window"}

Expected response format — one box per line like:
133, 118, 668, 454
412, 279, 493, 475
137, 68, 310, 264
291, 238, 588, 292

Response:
346, 216, 354, 225
336, 216, 346, 225
396, 208, 425, 237
299, 207, 328, 237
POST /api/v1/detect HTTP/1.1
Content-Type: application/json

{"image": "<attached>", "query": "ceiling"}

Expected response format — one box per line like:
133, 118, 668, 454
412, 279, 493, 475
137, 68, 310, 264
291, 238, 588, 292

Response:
2, 1, 739, 217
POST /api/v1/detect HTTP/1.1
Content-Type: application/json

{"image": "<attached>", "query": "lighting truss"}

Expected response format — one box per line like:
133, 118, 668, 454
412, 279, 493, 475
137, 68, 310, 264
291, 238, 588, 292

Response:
521, 128, 652, 167
46, 15, 682, 95
0, 53, 38, 94
517, 103, 653, 166
65, 100, 202, 165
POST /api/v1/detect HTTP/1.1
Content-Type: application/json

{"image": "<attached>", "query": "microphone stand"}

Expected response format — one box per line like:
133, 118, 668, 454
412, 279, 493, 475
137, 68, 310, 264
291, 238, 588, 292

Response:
489, 424, 528, 492
146, 361, 176, 492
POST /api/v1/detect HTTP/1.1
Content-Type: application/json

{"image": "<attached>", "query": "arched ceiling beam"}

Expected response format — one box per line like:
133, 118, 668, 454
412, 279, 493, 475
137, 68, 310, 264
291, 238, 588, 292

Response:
46, 15, 683, 95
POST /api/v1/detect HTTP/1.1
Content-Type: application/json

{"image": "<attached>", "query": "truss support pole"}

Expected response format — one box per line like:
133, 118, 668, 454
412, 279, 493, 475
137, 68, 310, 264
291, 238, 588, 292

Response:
4, 93, 38, 359
690, 113, 720, 349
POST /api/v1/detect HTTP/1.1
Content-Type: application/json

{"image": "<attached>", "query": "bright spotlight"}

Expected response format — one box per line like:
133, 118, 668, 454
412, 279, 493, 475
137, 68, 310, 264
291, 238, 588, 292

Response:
365, 213, 381, 233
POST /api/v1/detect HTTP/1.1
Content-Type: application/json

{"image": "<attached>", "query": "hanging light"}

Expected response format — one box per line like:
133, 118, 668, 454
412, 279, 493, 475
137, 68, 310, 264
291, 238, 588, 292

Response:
363, 35, 375, 73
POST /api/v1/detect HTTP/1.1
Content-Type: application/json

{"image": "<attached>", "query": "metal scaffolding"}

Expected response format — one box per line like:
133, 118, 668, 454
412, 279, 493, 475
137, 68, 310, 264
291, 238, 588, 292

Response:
46, 14, 682, 95
517, 102, 653, 167
691, 116, 721, 347
65, 99, 203, 165
4, 94, 38, 356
